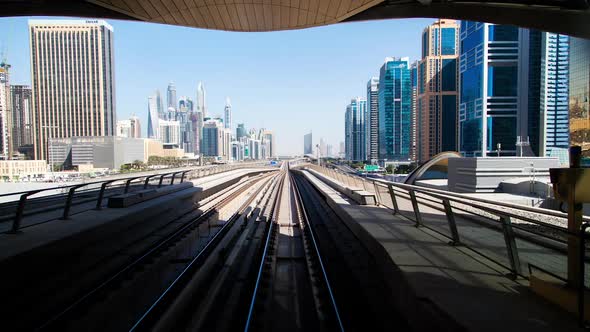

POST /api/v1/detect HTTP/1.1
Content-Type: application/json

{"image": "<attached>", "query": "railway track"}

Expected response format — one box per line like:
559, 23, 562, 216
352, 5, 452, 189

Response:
7, 162, 409, 331
4, 171, 277, 331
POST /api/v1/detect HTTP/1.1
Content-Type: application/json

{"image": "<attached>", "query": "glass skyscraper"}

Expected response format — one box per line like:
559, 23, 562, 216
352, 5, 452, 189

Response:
569, 37, 590, 157
345, 97, 366, 161
378, 57, 411, 161
417, 19, 459, 162
459, 22, 542, 157
366, 77, 379, 162
540, 33, 570, 155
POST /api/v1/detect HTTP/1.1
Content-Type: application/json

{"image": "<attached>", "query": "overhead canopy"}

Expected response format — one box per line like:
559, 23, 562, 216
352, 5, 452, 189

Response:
3, 0, 590, 38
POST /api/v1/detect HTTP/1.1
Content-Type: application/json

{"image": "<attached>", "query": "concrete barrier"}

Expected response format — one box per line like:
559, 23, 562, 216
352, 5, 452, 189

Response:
305, 168, 376, 205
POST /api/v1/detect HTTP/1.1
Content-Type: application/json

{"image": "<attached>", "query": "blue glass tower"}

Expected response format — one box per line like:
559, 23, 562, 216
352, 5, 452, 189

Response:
378, 57, 412, 161
459, 22, 526, 157
540, 33, 570, 154
345, 97, 367, 161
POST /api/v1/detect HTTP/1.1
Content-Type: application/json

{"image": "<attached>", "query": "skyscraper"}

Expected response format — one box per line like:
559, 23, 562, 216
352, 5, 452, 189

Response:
147, 92, 160, 139
167, 82, 177, 110
10, 85, 33, 150
236, 123, 247, 140
224, 97, 232, 130
378, 57, 412, 161
540, 33, 570, 155
129, 114, 141, 138
417, 19, 459, 162
159, 119, 181, 146
345, 97, 367, 161
366, 77, 379, 162
459, 22, 541, 157
197, 81, 207, 118
569, 37, 590, 157
304, 132, 312, 155
29, 20, 116, 161
410, 61, 418, 162
0, 61, 11, 159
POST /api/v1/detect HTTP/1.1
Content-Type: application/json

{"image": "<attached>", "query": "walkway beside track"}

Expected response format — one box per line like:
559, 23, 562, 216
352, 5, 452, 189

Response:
299, 169, 582, 332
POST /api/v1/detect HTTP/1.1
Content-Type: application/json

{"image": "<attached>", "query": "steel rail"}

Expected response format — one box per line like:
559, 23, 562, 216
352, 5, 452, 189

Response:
37, 172, 276, 331
291, 173, 345, 332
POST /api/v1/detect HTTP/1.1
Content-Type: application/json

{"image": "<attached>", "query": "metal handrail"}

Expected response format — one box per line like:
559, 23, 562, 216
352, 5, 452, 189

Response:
4, 163, 266, 234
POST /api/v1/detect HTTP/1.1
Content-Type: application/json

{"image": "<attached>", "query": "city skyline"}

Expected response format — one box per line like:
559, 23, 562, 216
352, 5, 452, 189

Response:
0, 16, 431, 155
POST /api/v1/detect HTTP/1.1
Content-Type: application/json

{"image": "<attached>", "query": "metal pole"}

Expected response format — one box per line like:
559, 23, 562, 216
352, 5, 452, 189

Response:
409, 189, 423, 226
387, 184, 399, 214
442, 199, 460, 245
501, 215, 522, 276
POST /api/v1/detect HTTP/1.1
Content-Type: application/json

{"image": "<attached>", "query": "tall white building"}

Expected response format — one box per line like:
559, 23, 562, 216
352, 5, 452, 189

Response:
129, 114, 141, 138
0, 62, 11, 159
224, 97, 232, 130
147, 92, 161, 139
167, 82, 177, 110
159, 119, 181, 146
29, 20, 116, 161
116, 120, 131, 138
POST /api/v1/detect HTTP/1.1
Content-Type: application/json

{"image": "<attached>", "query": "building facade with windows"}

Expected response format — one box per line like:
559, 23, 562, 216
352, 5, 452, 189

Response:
304, 132, 312, 155
11, 85, 33, 151
540, 33, 570, 155
29, 20, 116, 161
366, 77, 379, 162
417, 19, 459, 162
569, 37, 590, 157
345, 97, 367, 161
378, 57, 412, 161
459, 22, 541, 157
0, 62, 12, 159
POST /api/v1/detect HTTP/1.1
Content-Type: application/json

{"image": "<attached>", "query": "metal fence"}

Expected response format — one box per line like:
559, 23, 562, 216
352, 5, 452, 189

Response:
1, 162, 269, 234
306, 164, 590, 323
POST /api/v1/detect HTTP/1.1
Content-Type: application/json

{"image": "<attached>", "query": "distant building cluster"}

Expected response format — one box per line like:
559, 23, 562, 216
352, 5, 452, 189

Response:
0, 19, 277, 178
343, 19, 590, 164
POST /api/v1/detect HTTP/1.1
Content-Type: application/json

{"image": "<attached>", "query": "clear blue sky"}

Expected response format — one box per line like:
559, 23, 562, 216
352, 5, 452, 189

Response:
0, 16, 434, 155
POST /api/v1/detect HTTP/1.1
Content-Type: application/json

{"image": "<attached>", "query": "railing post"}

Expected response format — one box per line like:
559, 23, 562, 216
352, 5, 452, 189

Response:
158, 174, 166, 188
62, 186, 79, 220
124, 178, 135, 193
9, 193, 30, 234
578, 223, 589, 327
180, 171, 188, 183
96, 181, 114, 210
170, 172, 177, 185
144, 175, 157, 189
501, 215, 521, 277
409, 189, 423, 226
387, 184, 400, 214
373, 182, 381, 205
442, 199, 460, 245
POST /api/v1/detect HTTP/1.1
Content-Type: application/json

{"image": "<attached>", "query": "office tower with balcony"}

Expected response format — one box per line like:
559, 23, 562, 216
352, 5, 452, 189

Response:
159, 119, 181, 147
378, 57, 412, 161
345, 97, 367, 161
11, 85, 33, 151
366, 77, 379, 162
417, 19, 459, 162
459, 22, 544, 157
0, 62, 12, 159
29, 20, 116, 161
539, 33, 570, 155
569, 37, 590, 157
224, 97, 232, 130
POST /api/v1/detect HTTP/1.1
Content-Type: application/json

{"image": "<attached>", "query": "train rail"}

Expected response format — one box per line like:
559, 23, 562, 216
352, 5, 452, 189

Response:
4, 171, 276, 331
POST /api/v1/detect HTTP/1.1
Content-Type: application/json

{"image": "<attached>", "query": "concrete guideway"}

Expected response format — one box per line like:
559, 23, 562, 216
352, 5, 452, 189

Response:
0, 168, 274, 261
299, 168, 583, 331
